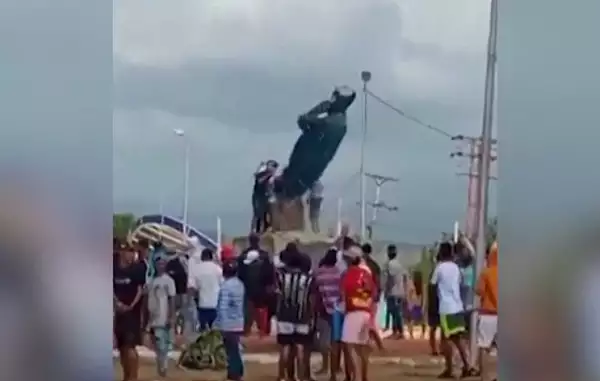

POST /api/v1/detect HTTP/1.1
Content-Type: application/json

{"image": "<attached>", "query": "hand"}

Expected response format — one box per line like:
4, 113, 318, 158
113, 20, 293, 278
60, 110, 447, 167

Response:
142, 330, 154, 349
115, 301, 129, 313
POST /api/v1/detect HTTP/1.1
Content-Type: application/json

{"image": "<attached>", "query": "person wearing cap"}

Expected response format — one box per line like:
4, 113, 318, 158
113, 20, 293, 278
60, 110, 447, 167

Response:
340, 245, 378, 381
214, 261, 245, 381
237, 234, 275, 336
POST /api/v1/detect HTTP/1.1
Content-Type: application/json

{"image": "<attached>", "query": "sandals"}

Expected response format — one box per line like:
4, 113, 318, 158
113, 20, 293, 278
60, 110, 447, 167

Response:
460, 367, 479, 379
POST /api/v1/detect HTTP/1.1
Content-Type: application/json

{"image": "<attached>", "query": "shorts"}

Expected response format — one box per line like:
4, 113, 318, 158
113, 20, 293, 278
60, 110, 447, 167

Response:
114, 311, 142, 348
440, 312, 466, 338
427, 310, 440, 326
316, 316, 332, 350
341, 311, 370, 345
331, 309, 344, 342
409, 306, 423, 322
277, 321, 312, 346
476, 314, 498, 348
464, 310, 473, 333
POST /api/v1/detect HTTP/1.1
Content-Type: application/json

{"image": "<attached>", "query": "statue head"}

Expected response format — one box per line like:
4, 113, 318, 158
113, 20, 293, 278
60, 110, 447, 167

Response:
327, 87, 355, 114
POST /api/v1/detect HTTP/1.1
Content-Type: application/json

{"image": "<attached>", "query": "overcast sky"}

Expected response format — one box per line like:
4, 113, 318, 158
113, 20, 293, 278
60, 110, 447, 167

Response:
113, 0, 497, 244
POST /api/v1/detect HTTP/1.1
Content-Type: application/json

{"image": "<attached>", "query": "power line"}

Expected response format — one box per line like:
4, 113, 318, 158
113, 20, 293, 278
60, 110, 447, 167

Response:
365, 89, 455, 139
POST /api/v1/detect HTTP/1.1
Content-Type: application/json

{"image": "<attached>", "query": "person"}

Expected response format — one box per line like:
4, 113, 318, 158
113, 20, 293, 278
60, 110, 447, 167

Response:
457, 242, 475, 334
214, 261, 246, 381
238, 234, 276, 336
406, 271, 425, 339
475, 241, 498, 381
340, 245, 378, 381
187, 248, 223, 331
252, 160, 278, 234
314, 248, 343, 379
382, 244, 408, 339
265, 160, 279, 230
430, 242, 477, 378
427, 252, 441, 355
165, 251, 188, 334
136, 239, 152, 330
114, 245, 145, 381
275, 245, 315, 381
145, 258, 176, 378
308, 180, 324, 233
361, 243, 382, 326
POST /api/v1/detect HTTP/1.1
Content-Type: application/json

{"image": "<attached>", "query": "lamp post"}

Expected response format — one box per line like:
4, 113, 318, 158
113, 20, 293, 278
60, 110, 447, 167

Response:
359, 70, 371, 242
173, 128, 190, 236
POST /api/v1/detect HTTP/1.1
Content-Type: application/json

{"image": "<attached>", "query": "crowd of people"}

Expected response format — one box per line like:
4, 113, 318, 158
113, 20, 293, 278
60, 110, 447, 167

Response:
113, 232, 498, 381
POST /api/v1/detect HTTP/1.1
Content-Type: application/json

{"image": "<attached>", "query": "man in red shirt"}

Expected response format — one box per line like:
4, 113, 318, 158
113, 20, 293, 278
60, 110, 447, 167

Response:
340, 245, 376, 381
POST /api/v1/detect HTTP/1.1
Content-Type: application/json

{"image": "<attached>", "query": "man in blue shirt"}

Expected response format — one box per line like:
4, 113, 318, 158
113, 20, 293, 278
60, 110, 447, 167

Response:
214, 261, 245, 381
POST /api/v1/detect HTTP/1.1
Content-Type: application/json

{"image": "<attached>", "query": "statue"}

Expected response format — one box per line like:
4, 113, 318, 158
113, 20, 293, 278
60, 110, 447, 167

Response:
251, 87, 356, 233
275, 86, 356, 199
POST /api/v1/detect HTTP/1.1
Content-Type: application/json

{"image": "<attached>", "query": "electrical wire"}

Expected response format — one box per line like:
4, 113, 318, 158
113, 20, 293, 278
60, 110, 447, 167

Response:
365, 89, 455, 139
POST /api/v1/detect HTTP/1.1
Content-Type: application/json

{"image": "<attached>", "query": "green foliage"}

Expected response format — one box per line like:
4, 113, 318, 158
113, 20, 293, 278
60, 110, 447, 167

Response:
487, 216, 498, 245
113, 213, 136, 239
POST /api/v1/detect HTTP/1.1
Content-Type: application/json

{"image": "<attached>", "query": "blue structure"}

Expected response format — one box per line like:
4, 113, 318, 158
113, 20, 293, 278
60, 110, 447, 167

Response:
130, 214, 218, 252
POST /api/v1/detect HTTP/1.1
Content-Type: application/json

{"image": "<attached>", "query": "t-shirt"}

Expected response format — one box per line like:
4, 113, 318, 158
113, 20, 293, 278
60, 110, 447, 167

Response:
147, 273, 176, 327
166, 257, 188, 295
314, 266, 342, 315
113, 263, 144, 311
341, 265, 375, 312
430, 261, 464, 315
384, 259, 407, 297
275, 267, 314, 325
187, 260, 223, 309
238, 249, 275, 305
460, 265, 475, 310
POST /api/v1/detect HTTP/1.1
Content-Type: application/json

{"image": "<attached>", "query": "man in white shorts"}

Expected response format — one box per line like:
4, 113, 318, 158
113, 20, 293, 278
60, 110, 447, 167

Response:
475, 242, 498, 381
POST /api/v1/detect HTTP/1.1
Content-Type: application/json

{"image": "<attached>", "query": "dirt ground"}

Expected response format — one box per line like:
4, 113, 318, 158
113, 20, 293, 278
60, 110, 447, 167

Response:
114, 336, 496, 380
114, 358, 446, 381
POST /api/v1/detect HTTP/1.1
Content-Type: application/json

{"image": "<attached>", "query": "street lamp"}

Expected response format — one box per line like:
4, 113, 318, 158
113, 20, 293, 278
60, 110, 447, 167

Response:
173, 128, 190, 236
359, 70, 371, 242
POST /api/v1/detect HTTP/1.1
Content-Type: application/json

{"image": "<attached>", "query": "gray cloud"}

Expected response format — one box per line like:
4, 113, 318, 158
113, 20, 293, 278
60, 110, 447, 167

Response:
114, 0, 495, 243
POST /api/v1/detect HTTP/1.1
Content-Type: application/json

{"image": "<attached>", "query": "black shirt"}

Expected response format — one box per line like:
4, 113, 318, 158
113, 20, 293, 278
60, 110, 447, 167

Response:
166, 258, 188, 295
113, 263, 144, 308
238, 248, 275, 305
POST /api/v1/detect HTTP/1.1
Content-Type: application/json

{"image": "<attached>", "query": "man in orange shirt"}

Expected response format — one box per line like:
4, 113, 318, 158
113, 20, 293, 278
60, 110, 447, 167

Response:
475, 241, 498, 381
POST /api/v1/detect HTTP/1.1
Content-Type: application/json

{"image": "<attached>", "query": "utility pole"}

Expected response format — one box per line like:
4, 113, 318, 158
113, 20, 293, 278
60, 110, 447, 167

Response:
356, 172, 399, 240
451, 136, 498, 240
469, 0, 498, 365
359, 70, 372, 242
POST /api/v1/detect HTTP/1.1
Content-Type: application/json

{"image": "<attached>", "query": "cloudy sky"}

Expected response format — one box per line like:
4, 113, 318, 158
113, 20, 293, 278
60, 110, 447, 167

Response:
113, 0, 497, 244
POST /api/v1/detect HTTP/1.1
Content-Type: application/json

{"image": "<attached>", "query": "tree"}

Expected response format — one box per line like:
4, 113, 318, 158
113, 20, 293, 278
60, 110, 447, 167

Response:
486, 216, 498, 245
113, 213, 136, 240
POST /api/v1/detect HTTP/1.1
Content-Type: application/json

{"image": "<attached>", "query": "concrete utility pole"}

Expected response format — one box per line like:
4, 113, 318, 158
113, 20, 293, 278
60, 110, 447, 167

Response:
451, 136, 498, 240
359, 70, 372, 242
356, 172, 399, 240
469, 0, 498, 365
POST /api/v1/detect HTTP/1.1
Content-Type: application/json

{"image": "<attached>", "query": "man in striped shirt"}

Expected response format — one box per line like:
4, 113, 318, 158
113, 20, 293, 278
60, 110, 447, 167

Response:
275, 244, 315, 381
314, 248, 343, 377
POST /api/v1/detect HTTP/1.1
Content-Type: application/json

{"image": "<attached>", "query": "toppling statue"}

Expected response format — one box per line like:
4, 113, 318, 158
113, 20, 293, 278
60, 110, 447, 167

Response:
275, 86, 356, 199
250, 87, 356, 233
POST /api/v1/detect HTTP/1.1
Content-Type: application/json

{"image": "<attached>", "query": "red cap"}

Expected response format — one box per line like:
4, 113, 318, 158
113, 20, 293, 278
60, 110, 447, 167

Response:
220, 244, 235, 261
